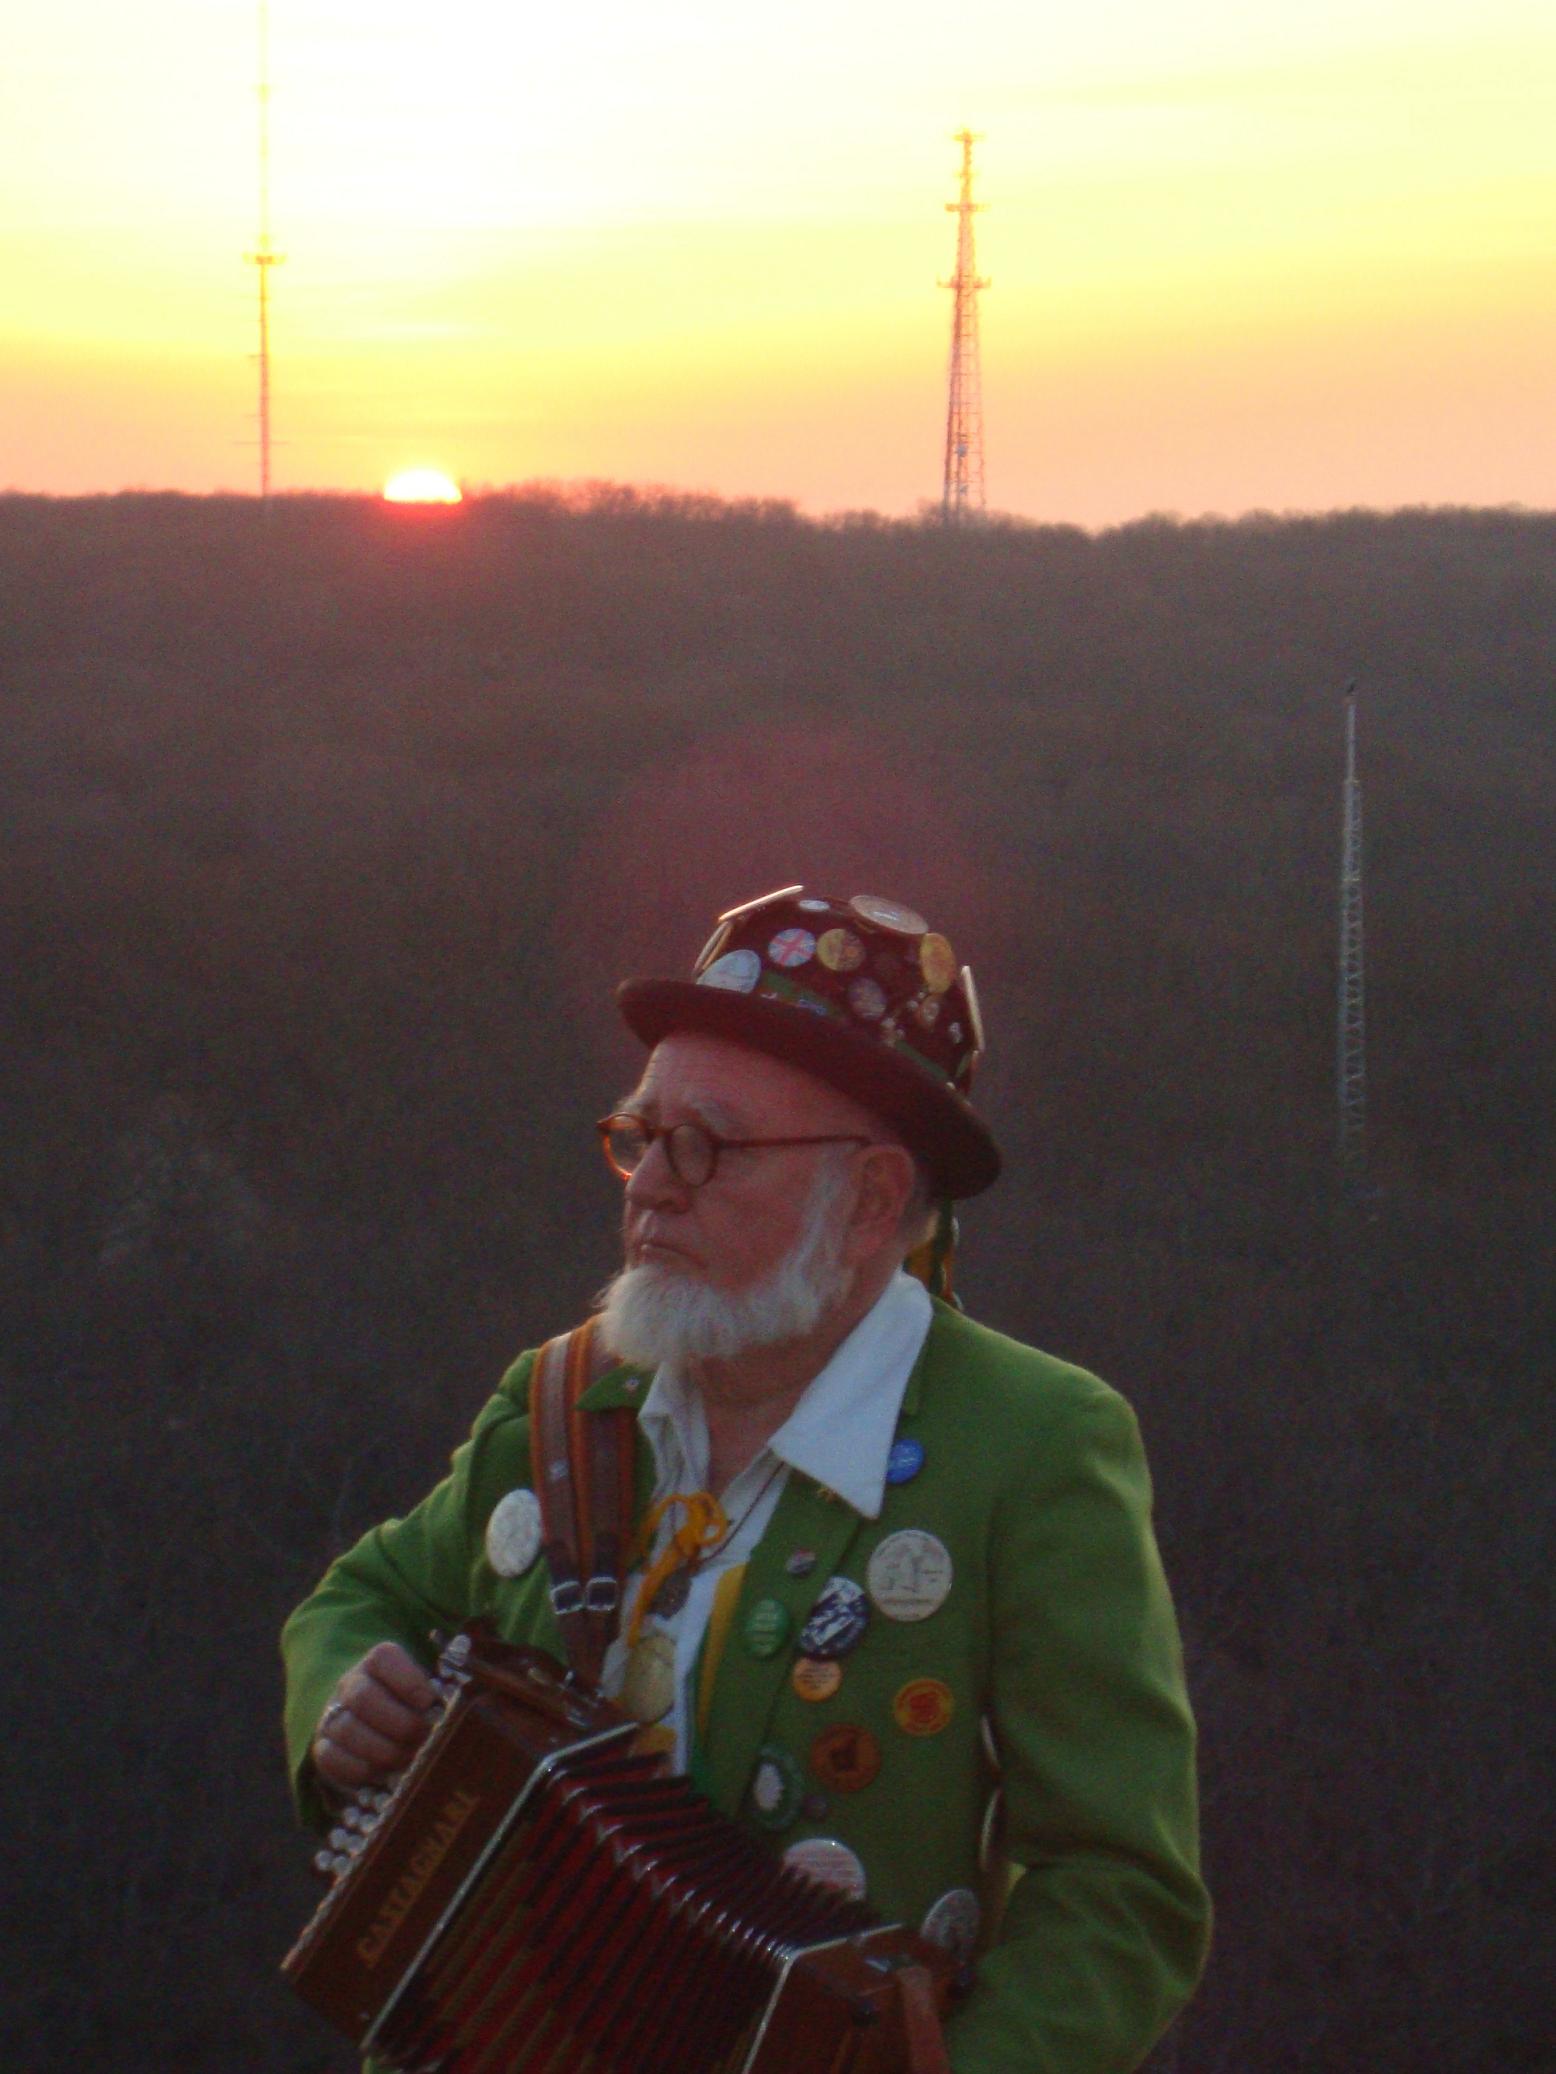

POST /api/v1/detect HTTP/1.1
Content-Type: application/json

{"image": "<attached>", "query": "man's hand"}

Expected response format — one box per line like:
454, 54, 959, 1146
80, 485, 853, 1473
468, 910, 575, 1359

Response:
311, 1642, 438, 1792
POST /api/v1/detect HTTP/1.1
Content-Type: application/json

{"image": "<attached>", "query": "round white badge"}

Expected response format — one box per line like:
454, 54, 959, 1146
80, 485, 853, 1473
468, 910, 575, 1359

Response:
698, 947, 762, 993
782, 1837, 868, 1901
921, 1886, 981, 1961
866, 1530, 954, 1622
620, 1629, 677, 1725
485, 1488, 542, 1578
850, 893, 929, 937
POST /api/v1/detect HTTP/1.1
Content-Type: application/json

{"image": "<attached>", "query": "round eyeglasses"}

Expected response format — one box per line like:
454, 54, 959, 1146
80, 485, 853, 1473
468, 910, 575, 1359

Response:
597, 1112, 873, 1190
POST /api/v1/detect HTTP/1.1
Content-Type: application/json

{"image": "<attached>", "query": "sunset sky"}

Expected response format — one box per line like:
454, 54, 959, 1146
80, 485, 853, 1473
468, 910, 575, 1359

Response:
2, 0, 1552, 524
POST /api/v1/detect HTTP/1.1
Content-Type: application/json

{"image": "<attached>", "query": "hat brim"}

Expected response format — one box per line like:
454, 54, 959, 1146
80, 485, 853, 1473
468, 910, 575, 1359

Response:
616, 978, 1001, 1198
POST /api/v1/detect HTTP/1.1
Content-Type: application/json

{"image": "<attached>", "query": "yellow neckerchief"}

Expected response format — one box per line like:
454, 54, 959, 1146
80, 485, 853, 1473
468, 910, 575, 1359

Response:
625, 1488, 727, 1647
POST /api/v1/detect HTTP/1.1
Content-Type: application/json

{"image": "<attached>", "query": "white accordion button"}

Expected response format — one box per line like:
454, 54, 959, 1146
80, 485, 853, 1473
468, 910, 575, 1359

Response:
485, 1487, 543, 1578
782, 1837, 868, 1901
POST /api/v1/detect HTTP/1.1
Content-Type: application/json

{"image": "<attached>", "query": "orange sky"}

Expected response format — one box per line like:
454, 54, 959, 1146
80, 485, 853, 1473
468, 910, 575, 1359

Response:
1, 0, 1552, 523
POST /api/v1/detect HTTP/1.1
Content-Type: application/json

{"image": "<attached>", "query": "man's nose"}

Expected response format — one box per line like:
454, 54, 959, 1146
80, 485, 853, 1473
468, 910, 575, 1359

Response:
624, 1135, 687, 1209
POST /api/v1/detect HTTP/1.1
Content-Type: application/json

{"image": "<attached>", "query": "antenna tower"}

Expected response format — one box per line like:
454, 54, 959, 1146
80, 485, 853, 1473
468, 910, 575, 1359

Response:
245, 0, 284, 508
1337, 684, 1367, 1187
940, 129, 988, 524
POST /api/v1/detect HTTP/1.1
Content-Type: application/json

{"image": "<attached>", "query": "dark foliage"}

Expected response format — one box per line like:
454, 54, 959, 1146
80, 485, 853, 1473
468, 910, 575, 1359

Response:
1, 488, 1552, 2072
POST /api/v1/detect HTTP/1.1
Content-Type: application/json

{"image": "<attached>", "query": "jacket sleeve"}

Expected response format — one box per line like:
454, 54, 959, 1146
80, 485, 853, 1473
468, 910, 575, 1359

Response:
945, 1383, 1211, 2073
279, 1358, 536, 1832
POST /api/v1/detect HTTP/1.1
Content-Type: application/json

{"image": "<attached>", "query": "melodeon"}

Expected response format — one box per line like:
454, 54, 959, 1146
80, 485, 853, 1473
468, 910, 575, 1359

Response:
283, 1627, 956, 2074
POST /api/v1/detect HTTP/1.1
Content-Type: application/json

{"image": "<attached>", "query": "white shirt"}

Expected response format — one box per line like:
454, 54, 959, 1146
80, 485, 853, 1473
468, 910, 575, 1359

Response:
600, 1271, 934, 1765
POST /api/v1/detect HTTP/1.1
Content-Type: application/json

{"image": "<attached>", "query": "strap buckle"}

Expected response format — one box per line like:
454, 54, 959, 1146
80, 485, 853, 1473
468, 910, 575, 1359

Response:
549, 1579, 585, 1619
584, 1574, 619, 1615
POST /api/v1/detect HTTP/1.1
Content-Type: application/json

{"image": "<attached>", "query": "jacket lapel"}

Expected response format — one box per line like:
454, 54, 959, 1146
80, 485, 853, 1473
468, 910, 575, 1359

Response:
574, 1314, 956, 1816
701, 1471, 870, 1815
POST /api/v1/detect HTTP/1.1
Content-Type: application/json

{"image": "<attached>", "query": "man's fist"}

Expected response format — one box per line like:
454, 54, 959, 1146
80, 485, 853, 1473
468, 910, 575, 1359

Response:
311, 1641, 438, 1792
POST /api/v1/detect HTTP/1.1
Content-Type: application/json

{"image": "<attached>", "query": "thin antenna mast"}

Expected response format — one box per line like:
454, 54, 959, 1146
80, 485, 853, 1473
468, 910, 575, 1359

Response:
1337, 684, 1367, 1187
940, 129, 988, 524
245, 0, 284, 509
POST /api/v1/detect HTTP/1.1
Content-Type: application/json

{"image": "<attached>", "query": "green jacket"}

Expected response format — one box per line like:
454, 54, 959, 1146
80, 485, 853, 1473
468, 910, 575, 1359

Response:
282, 1301, 1210, 2072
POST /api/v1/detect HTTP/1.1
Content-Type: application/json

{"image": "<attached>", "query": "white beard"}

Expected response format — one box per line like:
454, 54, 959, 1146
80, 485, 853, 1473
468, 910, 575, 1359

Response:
596, 1156, 855, 1369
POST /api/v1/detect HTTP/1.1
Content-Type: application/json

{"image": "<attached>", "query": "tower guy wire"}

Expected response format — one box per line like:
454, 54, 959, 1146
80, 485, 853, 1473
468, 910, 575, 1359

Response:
245, 0, 284, 509
1337, 683, 1367, 1189
940, 129, 989, 524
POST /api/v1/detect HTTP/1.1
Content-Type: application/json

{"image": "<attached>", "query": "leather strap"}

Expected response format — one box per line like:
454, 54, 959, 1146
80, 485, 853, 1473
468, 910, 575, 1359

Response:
529, 1318, 634, 1689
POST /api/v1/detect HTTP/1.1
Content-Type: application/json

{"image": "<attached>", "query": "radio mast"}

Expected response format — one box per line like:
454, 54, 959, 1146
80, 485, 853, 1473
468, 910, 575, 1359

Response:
245, 0, 284, 509
940, 129, 988, 524
1337, 684, 1367, 1187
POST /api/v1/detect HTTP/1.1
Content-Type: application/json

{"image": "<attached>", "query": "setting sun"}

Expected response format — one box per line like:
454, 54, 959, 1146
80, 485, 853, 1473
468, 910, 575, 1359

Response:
382, 468, 463, 505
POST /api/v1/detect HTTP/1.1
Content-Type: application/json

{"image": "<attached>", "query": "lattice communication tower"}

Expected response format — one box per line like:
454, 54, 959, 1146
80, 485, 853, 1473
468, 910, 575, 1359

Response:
940, 129, 988, 523
245, 0, 284, 507
1337, 684, 1367, 1185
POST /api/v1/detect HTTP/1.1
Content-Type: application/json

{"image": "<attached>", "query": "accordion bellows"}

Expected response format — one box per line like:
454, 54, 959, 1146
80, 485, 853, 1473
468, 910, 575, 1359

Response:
284, 1628, 955, 2074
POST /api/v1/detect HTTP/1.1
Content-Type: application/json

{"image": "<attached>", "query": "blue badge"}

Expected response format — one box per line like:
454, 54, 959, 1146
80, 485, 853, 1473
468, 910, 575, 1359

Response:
886, 1437, 926, 1486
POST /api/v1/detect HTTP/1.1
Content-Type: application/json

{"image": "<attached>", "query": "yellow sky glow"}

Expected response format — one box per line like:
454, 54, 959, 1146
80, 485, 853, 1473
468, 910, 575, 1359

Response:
2, 0, 1552, 520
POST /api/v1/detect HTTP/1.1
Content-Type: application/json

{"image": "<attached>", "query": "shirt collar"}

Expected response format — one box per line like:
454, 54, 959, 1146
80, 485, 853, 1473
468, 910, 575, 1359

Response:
636, 1271, 933, 1520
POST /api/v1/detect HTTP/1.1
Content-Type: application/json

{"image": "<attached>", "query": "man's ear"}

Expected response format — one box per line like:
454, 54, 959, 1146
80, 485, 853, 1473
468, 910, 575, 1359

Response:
846, 1143, 917, 1258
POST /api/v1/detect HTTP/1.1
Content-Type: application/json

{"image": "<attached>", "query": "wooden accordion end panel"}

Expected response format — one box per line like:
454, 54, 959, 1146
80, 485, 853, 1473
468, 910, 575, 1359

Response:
283, 1627, 956, 2074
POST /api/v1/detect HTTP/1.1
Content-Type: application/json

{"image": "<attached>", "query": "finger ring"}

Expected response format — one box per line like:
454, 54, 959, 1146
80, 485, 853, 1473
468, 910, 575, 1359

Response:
321, 1700, 347, 1733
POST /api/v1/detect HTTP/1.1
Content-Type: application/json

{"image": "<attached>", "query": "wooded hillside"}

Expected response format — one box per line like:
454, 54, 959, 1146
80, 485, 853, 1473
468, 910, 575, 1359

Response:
2, 490, 1551, 2072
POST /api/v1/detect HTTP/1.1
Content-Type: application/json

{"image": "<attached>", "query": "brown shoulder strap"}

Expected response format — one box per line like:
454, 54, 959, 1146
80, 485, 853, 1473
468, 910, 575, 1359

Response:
529, 1318, 635, 1690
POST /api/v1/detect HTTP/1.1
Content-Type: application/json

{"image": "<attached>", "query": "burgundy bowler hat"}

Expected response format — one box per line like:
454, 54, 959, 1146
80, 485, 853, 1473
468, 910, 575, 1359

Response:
616, 885, 1001, 1199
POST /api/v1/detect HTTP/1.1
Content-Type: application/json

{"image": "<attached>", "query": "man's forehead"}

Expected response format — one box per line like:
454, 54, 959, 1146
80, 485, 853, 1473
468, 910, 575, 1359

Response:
631, 1032, 864, 1131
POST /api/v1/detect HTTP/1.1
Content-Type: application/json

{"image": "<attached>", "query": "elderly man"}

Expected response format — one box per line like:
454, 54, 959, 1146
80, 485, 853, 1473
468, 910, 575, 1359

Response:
282, 886, 1210, 2072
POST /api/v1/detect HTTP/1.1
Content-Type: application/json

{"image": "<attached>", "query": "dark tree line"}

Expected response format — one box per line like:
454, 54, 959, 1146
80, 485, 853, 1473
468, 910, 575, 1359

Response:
1, 489, 1551, 2072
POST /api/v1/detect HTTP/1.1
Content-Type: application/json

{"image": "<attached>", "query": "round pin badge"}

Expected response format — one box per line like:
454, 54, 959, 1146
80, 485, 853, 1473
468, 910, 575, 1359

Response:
699, 947, 762, 993
620, 1629, 677, 1725
816, 927, 865, 973
893, 1677, 955, 1737
485, 1488, 542, 1578
782, 1837, 867, 1901
846, 976, 887, 1022
810, 1723, 882, 1793
796, 896, 832, 913
885, 1437, 925, 1487
850, 894, 929, 937
767, 926, 816, 969
798, 1577, 871, 1660
792, 1656, 843, 1703
744, 1596, 792, 1659
785, 1546, 818, 1579
921, 1887, 982, 1962
867, 1530, 954, 1622
748, 1745, 804, 1832
918, 932, 958, 993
